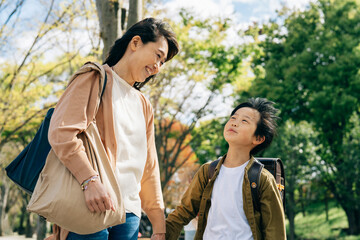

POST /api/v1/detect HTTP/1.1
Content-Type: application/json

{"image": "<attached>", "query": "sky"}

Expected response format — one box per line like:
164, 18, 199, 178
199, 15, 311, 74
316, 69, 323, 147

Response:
156, 0, 313, 117
1, 0, 313, 117
1, 0, 313, 62
161, 0, 313, 26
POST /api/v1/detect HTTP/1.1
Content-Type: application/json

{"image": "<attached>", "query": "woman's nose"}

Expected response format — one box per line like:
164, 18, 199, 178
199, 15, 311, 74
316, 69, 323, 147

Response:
153, 62, 159, 74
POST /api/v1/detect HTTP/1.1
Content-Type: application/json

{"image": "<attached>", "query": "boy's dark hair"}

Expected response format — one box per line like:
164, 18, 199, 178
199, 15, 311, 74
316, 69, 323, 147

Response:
104, 18, 179, 90
231, 97, 279, 155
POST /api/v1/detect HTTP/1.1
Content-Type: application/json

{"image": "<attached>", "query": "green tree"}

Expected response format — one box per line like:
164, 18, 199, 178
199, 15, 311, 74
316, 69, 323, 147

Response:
95, 0, 144, 61
190, 118, 228, 165
249, 0, 360, 234
0, 0, 101, 235
263, 121, 320, 240
143, 11, 246, 192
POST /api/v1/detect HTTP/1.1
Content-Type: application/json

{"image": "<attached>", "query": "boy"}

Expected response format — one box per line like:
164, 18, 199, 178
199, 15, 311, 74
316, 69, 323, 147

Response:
166, 98, 286, 240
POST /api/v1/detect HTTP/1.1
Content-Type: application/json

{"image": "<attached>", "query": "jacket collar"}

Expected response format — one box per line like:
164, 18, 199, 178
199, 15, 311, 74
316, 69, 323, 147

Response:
214, 154, 256, 175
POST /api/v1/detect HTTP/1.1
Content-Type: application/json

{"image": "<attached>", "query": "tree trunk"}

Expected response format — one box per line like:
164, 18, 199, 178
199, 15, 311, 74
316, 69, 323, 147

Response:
324, 193, 329, 221
287, 195, 295, 240
25, 213, 33, 238
36, 216, 47, 240
18, 202, 27, 235
127, 0, 142, 30
326, 158, 360, 235
0, 189, 3, 236
0, 180, 8, 236
344, 207, 360, 235
286, 168, 296, 240
299, 185, 306, 217
95, 0, 122, 61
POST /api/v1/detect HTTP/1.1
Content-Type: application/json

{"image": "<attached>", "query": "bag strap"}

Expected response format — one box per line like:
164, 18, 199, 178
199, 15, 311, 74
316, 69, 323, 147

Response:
66, 62, 107, 117
248, 159, 264, 212
100, 72, 107, 102
90, 62, 107, 116
91, 71, 107, 120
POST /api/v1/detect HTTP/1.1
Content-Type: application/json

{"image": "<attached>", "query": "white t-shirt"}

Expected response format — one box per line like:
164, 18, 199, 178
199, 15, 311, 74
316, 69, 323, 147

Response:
184, 218, 198, 231
112, 70, 147, 218
203, 161, 253, 240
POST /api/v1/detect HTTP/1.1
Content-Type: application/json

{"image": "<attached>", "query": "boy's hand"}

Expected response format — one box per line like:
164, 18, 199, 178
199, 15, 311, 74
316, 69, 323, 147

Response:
151, 233, 165, 240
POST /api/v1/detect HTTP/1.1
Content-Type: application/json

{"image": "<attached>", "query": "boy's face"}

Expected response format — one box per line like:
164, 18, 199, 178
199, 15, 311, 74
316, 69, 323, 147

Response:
223, 107, 264, 148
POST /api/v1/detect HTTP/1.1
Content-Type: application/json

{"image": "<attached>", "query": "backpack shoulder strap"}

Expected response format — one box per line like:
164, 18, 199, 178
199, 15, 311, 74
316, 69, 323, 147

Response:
208, 158, 220, 181
248, 159, 264, 212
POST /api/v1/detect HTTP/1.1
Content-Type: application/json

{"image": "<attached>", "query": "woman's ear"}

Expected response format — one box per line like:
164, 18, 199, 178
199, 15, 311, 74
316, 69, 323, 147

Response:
129, 35, 142, 51
253, 135, 265, 146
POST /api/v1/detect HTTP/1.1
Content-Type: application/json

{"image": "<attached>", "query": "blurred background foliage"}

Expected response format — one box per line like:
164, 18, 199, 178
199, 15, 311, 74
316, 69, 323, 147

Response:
0, 0, 359, 239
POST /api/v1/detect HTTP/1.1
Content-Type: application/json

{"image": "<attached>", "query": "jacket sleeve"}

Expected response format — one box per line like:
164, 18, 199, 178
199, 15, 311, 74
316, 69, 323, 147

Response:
139, 101, 166, 234
259, 172, 286, 239
166, 164, 208, 240
48, 70, 100, 184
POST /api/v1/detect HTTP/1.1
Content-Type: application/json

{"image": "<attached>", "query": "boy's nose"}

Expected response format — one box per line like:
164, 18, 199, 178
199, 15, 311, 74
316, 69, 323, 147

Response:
231, 123, 237, 127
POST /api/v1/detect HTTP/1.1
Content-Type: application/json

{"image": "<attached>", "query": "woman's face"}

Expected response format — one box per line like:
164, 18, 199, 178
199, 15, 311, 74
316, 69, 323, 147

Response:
128, 35, 168, 85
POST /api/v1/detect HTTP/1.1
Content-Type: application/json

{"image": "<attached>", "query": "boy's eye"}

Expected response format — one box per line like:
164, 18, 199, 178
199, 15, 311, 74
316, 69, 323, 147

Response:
242, 119, 248, 123
231, 116, 236, 119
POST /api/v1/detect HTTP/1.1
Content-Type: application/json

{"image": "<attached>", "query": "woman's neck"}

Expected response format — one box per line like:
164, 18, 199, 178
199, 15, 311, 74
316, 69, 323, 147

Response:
112, 58, 134, 86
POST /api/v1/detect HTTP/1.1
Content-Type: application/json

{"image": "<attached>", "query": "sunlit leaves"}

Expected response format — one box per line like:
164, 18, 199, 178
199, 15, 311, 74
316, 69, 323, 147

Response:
248, 0, 360, 233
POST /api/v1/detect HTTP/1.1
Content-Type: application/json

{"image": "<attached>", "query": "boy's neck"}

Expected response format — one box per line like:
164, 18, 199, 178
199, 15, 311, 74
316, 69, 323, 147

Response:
224, 146, 251, 168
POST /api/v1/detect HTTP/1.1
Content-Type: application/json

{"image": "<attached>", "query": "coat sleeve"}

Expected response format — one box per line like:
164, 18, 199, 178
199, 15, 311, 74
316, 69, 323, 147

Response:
48, 70, 100, 184
259, 172, 286, 239
166, 164, 208, 240
139, 99, 166, 234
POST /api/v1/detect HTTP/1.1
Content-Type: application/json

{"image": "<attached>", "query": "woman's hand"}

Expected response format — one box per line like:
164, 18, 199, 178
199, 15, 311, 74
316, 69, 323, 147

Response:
151, 233, 165, 240
83, 178, 115, 213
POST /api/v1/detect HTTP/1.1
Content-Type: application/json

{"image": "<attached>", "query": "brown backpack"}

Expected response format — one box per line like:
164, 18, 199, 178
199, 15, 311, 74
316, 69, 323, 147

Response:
208, 157, 285, 212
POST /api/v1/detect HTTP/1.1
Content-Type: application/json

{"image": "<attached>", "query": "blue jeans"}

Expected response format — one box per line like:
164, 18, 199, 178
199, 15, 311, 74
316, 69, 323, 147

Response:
66, 213, 140, 240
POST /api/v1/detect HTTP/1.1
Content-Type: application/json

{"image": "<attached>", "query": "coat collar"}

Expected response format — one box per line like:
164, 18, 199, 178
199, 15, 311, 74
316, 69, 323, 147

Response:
213, 154, 256, 176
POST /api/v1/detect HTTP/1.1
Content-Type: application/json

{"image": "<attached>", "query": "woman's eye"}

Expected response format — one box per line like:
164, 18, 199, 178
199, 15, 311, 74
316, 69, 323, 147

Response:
156, 54, 164, 66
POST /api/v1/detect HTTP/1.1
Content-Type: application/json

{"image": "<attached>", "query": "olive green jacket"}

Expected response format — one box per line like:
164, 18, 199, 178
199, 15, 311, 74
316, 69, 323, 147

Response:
166, 156, 286, 240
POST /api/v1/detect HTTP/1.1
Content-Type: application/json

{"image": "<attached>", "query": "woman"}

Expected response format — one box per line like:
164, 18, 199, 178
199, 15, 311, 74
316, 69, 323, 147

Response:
48, 18, 179, 240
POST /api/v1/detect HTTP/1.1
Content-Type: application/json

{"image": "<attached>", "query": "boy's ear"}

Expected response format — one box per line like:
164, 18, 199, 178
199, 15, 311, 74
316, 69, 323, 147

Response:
253, 135, 265, 146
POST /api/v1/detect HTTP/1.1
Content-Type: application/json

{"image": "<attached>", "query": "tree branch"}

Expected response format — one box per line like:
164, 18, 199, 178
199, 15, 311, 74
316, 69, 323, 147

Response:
0, 103, 56, 149
0, 0, 25, 37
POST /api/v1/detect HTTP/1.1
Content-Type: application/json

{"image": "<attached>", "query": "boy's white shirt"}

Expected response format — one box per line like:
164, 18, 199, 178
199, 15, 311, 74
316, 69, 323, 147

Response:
184, 218, 197, 231
203, 160, 254, 240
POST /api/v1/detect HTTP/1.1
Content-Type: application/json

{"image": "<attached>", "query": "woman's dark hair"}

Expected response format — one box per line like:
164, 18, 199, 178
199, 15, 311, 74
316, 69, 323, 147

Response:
104, 18, 179, 90
231, 97, 279, 155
